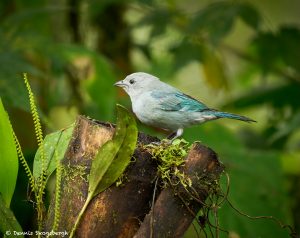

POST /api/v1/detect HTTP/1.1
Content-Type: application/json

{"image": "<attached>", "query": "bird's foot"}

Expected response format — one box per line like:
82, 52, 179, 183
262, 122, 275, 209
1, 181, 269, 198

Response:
149, 129, 184, 146
150, 139, 171, 146
150, 141, 161, 146
167, 131, 177, 140
166, 128, 184, 142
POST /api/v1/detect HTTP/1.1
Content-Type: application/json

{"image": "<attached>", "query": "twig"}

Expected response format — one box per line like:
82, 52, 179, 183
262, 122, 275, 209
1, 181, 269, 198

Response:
213, 204, 219, 238
150, 177, 159, 238
216, 172, 230, 207
226, 198, 298, 238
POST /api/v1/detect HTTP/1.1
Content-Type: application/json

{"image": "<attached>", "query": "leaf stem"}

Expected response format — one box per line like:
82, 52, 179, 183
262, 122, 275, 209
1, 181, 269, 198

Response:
69, 194, 93, 238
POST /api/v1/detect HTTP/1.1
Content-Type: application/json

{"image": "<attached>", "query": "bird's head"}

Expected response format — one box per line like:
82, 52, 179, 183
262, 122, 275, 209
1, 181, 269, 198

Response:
114, 72, 160, 97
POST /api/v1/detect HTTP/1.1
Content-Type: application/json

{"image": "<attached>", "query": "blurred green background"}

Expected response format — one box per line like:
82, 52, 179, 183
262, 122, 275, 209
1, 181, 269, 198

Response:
0, 0, 299, 237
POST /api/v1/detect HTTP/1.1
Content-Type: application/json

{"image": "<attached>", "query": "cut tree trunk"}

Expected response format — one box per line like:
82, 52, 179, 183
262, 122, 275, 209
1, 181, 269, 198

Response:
45, 116, 224, 238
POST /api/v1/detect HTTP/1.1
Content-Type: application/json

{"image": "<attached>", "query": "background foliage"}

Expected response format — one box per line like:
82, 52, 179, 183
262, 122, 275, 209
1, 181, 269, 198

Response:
0, 0, 299, 237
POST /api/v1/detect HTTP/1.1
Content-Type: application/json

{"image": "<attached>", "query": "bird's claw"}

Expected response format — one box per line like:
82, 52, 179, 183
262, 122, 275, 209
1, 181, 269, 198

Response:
150, 141, 161, 146
150, 139, 172, 146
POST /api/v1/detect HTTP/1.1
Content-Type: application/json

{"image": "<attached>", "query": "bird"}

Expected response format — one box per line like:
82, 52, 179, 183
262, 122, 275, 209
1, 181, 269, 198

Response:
114, 72, 256, 141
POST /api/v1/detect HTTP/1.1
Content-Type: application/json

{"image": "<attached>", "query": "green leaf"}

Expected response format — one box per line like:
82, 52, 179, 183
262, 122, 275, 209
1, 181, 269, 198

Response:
94, 105, 138, 195
69, 106, 137, 237
252, 27, 300, 73
170, 39, 204, 71
190, 2, 239, 44
278, 26, 300, 72
238, 3, 261, 29
0, 47, 42, 111
137, 8, 174, 38
33, 124, 74, 182
0, 194, 24, 238
0, 98, 18, 207
89, 104, 137, 197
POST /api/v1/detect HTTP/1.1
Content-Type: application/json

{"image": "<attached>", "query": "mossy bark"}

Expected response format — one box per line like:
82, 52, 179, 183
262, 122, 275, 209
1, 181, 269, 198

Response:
45, 116, 224, 238
134, 143, 224, 238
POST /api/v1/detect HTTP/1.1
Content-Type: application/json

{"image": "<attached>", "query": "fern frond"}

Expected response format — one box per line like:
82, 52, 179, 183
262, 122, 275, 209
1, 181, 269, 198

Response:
23, 73, 44, 147
37, 173, 47, 201
12, 130, 36, 193
52, 151, 62, 231
23, 73, 46, 185
23, 73, 47, 233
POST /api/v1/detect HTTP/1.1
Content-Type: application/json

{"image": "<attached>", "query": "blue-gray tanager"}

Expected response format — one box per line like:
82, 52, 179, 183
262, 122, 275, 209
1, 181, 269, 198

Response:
114, 72, 255, 140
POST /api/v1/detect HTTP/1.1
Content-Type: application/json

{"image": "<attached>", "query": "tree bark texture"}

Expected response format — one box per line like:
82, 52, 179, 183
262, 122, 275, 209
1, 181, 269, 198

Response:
45, 116, 224, 238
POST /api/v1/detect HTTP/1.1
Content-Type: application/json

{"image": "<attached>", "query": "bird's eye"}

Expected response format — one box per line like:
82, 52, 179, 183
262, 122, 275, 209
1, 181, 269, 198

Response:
129, 79, 135, 84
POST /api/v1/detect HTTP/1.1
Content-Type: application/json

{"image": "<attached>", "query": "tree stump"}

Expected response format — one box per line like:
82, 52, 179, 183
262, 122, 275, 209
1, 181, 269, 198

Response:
45, 116, 224, 238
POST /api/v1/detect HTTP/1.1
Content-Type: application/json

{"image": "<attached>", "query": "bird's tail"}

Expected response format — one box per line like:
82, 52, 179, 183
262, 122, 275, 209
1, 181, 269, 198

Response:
212, 111, 256, 123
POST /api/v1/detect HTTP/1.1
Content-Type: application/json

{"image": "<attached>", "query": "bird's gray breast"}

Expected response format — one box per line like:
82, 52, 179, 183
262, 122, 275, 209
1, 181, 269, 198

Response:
131, 92, 163, 127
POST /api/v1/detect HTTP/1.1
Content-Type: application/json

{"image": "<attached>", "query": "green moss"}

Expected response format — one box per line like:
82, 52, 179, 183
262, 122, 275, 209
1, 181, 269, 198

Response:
115, 173, 129, 187
63, 163, 88, 183
112, 210, 118, 224
62, 163, 88, 199
143, 139, 192, 188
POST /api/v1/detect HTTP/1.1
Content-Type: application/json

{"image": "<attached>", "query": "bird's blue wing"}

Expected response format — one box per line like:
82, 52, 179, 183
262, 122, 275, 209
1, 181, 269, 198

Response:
151, 91, 209, 112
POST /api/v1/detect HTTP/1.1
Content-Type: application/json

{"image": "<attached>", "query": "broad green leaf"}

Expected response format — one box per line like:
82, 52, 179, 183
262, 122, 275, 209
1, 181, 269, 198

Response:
190, 2, 239, 44
0, 44, 42, 111
190, 2, 261, 44
88, 104, 136, 196
94, 105, 138, 195
33, 124, 74, 182
252, 31, 280, 72
202, 46, 228, 90
278, 26, 300, 72
238, 3, 261, 29
0, 194, 23, 238
137, 8, 175, 38
170, 39, 204, 71
0, 98, 18, 207
70, 106, 137, 238
252, 26, 300, 74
